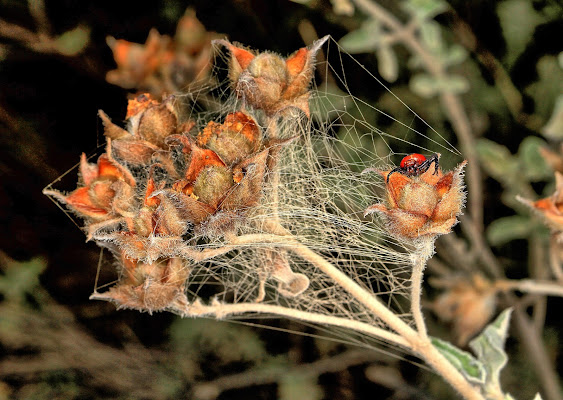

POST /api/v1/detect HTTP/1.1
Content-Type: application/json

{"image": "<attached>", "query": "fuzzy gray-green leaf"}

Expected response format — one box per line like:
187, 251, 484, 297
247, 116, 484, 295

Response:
431, 337, 486, 385
376, 45, 398, 82
469, 308, 513, 390
279, 373, 322, 400
402, 0, 448, 20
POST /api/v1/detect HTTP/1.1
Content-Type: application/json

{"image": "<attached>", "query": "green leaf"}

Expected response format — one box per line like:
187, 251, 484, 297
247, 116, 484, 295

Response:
410, 73, 438, 97
431, 337, 487, 385
442, 44, 467, 67
410, 73, 469, 98
497, 0, 545, 67
526, 56, 563, 122
469, 308, 513, 392
486, 215, 531, 246
339, 19, 382, 54
476, 139, 519, 184
420, 20, 443, 54
279, 373, 323, 400
54, 25, 91, 56
518, 136, 552, 180
542, 95, 563, 140
402, 0, 448, 20
375, 45, 398, 82
0, 256, 47, 302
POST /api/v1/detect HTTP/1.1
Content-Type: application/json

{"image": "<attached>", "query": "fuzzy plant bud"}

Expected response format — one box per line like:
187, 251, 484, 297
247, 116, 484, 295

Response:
100, 94, 196, 168
214, 35, 329, 116
364, 154, 467, 240
160, 111, 274, 234
90, 253, 190, 313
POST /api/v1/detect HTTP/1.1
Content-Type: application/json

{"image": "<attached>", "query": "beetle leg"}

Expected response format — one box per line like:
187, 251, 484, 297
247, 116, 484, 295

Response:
386, 166, 403, 184
418, 154, 439, 175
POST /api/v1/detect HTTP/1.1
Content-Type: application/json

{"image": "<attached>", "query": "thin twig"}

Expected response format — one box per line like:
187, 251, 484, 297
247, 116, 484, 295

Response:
494, 279, 563, 298
512, 308, 563, 400
28, 0, 51, 35
549, 234, 563, 282
0, 18, 58, 54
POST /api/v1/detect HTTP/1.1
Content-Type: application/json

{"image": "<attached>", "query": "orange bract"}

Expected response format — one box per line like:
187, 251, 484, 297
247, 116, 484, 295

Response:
519, 171, 563, 232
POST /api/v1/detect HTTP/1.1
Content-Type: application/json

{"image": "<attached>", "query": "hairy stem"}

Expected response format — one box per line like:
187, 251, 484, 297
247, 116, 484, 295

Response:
411, 256, 429, 339
174, 300, 409, 348
220, 230, 484, 400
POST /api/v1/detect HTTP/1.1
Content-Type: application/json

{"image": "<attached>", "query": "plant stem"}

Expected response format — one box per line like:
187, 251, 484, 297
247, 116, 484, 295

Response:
217, 230, 484, 400
174, 300, 409, 348
549, 234, 563, 282
494, 279, 563, 298
411, 257, 428, 339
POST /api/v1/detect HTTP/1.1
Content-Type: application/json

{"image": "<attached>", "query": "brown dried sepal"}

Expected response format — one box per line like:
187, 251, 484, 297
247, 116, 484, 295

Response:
364, 157, 467, 240
430, 274, 497, 346
90, 255, 190, 313
215, 36, 329, 116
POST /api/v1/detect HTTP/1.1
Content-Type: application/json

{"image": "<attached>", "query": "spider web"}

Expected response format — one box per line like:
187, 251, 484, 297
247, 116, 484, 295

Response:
44, 36, 462, 350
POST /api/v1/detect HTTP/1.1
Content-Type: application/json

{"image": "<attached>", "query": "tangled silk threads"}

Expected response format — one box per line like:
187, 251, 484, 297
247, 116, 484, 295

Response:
46, 37, 330, 313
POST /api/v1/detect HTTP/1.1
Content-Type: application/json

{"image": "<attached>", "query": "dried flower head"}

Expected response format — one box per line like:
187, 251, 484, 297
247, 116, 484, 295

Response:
106, 9, 220, 96
43, 152, 136, 223
364, 154, 467, 240
430, 274, 497, 346
90, 252, 190, 313
162, 111, 272, 234
99, 94, 195, 167
214, 35, 329, 116
518, 171, 563, 233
